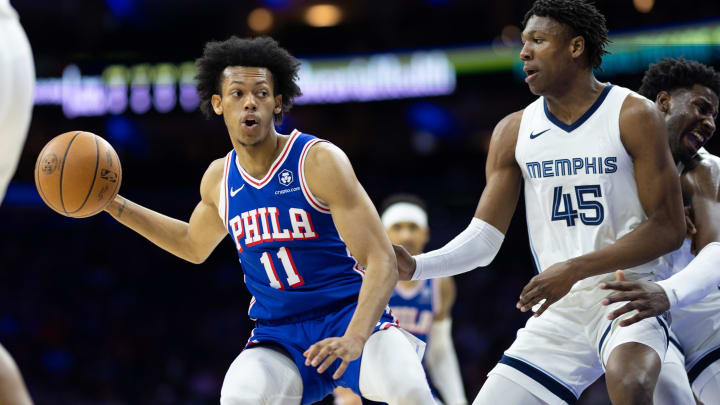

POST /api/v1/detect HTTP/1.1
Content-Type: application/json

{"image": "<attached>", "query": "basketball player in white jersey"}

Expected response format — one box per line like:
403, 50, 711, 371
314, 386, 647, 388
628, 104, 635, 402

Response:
599, 58, 720, 404
0, 0, 35, 404
335, 194, 467, 405
100, 36, 435, 405
394, 0, 686, 403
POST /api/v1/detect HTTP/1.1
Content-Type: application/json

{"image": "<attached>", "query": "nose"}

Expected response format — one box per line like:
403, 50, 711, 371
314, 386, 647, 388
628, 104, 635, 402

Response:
243, 95, 257, 111
702, 114, 716, 135
520, 42, 532, 61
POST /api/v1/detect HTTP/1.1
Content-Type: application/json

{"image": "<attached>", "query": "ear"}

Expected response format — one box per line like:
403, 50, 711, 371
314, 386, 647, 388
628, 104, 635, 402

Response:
656, 91, 671, 113
274, 94, 283, 115
569, 35, 585, 60
211, 94, 223, 115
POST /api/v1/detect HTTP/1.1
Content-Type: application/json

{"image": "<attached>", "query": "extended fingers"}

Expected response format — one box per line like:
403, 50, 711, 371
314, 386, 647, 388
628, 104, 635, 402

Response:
598, 281, 637, 292
517, 287, 543, 312
618, 310, 654, 327
532, 298, 553, 317
305, 340, 334, 367
316, 353, 339, 374
333, 360, 349, 380
601, 291, 645, 306
606, 301, 637, 321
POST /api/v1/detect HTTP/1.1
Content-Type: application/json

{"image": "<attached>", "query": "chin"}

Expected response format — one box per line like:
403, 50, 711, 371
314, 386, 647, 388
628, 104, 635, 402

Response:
527, 83, 543, 96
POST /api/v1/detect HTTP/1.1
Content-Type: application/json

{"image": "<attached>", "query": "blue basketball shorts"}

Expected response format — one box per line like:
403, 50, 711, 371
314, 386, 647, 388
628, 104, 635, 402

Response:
244, 302, 397, 405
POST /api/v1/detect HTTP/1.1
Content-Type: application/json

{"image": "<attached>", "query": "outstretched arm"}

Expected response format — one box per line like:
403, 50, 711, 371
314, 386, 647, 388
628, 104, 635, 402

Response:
301, 142, 398, 379
517, 95, 685, 317
104, 158, 228, 264
396, 111, 523, 281
600, 157, 720, 326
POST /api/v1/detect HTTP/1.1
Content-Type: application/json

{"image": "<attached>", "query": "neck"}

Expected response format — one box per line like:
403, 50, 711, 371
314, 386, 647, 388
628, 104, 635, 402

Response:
543, 72, 605, 125
233, 128, 288, 179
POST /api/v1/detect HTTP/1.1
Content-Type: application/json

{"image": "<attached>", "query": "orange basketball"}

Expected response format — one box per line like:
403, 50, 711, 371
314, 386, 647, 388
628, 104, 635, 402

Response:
34, 131, 122, 218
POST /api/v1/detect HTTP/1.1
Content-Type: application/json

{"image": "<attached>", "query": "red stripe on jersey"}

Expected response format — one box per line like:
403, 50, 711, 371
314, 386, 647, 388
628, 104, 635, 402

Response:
237, 130, 300, 188
299, 139, 331, 213
222, 152, 232, 228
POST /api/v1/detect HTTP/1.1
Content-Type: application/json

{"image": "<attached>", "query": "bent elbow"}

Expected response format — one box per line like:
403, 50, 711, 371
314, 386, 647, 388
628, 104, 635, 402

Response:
185, 251, 208, 265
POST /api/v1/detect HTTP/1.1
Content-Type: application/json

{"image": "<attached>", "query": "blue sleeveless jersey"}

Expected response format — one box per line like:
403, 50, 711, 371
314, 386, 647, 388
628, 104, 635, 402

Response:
218, 130, 365, 322
388, 279, 439, 343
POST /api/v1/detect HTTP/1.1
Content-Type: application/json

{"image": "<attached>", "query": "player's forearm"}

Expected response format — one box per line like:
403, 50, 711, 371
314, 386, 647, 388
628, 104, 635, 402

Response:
426, 319, 467, 405
571, 215, 684, 280
656, 242, 720, 309
412, 218, 504, 280
343, 255, 397, 342
105, 195, 202, 263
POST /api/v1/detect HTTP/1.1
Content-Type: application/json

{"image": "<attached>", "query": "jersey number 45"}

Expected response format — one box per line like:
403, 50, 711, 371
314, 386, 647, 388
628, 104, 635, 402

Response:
551, 185, 605, 226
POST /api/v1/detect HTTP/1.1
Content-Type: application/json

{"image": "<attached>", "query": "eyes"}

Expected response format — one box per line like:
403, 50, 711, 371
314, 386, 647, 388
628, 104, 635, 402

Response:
521, 38, 544, 45
695, 100, 718, 119
230, 89, 270, 98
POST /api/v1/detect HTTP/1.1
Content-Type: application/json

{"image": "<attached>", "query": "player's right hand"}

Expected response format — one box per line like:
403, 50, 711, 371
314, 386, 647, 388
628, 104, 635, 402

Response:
598, 270, 670, 327
393, 244, 416, 280
303, 334, 365, 379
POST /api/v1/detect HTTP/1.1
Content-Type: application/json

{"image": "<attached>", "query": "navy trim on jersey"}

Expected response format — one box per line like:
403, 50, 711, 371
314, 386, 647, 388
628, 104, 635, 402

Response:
598, 316, 668, 360
688, 345, 720, 384
543, 85, 614, 133
598, 319, 614, 357
669, 335, 685, 356
499, 355, 577, 404
656, 316, 669, 349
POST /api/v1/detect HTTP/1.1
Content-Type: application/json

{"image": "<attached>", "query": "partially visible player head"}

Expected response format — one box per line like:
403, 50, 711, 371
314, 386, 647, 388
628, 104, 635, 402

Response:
195, 36, 302, 148
380, 194, 430, 256
520, 0, 609, 95
639, 58, 720, 165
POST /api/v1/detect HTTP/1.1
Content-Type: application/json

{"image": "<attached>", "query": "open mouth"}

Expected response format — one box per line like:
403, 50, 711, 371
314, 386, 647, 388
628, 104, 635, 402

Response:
525, 69, 539, 83
684, 131, 706, 153
243, 119, 258, 128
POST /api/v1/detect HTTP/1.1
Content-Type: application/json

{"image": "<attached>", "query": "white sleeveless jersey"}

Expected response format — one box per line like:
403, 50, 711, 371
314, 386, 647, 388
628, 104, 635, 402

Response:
667, 149, 720, 362
516, 84, 672, 290
0, 0, 18, 19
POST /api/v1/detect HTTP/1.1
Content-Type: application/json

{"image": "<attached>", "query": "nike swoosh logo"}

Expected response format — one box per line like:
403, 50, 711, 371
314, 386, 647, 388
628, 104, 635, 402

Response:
529, 129, 550, 139
230, 184, 245, 197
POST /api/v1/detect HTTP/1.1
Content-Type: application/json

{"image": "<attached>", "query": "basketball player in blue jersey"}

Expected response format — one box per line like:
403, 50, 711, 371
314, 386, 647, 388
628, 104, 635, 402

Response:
598, 58, 720, 404
101, 36, 435, 405
334, 194, 467, 405
394, 0, 687, 403
0, 0, 35, 403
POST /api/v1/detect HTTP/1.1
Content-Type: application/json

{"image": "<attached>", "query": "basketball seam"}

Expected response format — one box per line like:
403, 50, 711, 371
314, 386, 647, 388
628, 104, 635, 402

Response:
35, 142, 51, 209
98, 140, 121, 213
68, 134, 100, 214
58, 131, 84, 214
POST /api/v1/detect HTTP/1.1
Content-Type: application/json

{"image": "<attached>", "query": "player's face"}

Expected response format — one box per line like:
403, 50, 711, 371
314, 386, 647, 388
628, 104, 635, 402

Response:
213, 66, 282, 147
520, 16, 575, 96
386, 222, 429, 255
663, 84, 718, 164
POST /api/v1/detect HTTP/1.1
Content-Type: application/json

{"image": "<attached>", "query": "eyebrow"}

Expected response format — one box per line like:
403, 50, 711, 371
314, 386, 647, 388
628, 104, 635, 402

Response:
229, 80, 269, 86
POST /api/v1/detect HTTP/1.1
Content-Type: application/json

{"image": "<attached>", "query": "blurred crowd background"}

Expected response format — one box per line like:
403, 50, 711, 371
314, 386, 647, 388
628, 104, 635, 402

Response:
2, 0, 720, 403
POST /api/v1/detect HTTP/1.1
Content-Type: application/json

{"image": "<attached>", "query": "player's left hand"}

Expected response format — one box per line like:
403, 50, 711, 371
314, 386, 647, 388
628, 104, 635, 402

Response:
303, 334, 365, 379
516, 261, 578, 317
598, 270, 670, 327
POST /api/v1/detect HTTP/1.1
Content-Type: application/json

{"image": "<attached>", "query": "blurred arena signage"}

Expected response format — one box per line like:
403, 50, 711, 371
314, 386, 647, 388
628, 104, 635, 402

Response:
33, 19, 720, 118
34, 51, 457, 118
